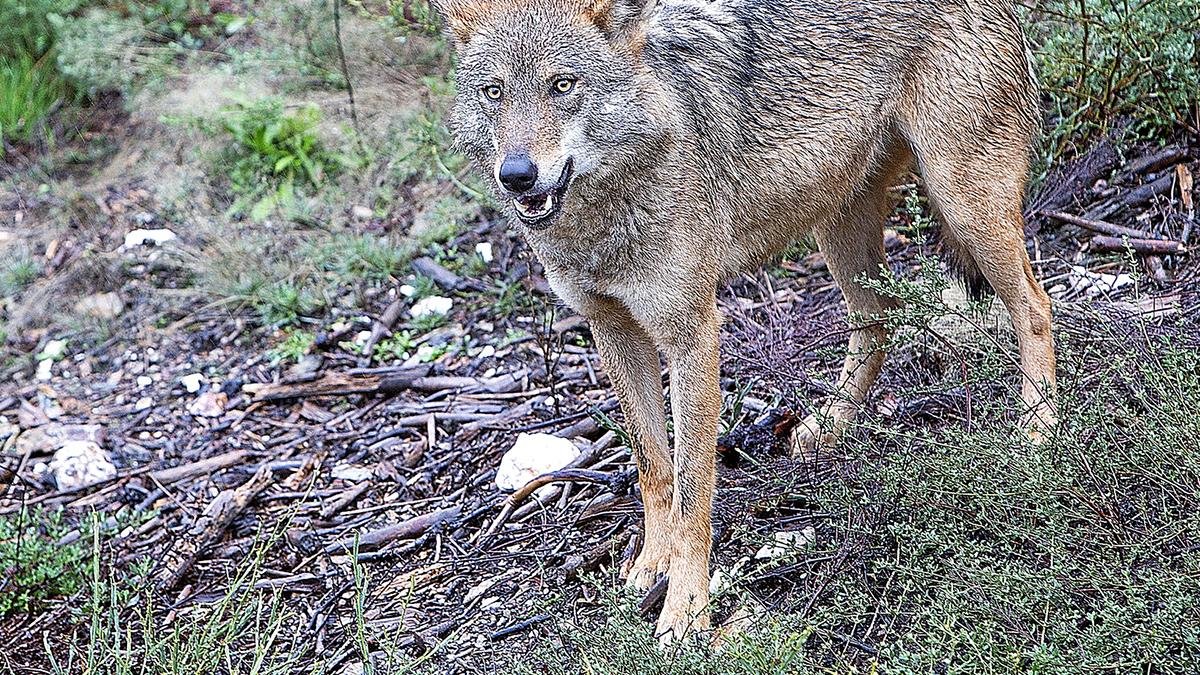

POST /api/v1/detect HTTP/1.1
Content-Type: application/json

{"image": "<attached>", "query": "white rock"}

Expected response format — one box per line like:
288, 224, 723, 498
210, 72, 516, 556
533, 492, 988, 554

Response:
474, 242, 494, 263
180, 373, 205, 393
123, 228, 178, 249
0, 416, 17, 442
410, 295, 453, 320
351, 205, 373, 221
36, 359, 54, 381
1067, 265, 1134, 298
495, 433, 580, 492
398, 284, 416, 297
187, 391, 227, 418
135, 396, 154, 412
136, 375, 153, 388
477, 345, 496, 359
74, 292, 124, 320
38, 339, 68, 361
331, 464, 372, 482
754, 527, 817, 560
0, 230, 14, 246
464, 576, 500, 605
49, 440, 117, 491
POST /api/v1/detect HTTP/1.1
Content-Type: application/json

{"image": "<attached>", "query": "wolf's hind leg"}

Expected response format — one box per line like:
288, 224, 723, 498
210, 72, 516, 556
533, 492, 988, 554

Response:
792, 192, 898, 457
587, 302, 674, 591
912, 144, 1057, 437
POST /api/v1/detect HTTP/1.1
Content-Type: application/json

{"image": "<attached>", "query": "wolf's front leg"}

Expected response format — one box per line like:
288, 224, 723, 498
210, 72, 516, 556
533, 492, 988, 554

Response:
588, 305, 675, 592
655, 305, 722, 643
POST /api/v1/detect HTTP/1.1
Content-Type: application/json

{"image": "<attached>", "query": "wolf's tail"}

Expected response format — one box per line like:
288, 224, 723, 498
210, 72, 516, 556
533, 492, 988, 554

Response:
936, 226, 995, 300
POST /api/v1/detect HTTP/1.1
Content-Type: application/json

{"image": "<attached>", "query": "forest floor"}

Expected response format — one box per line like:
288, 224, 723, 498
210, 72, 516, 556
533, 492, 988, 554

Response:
1, 2, 1199, 673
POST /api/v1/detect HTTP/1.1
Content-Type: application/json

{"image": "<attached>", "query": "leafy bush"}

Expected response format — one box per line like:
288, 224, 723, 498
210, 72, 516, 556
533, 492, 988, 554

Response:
0, 249, 41, 296
0, 508, 87, 617
1029, 0, 1200, 163
0, 0, 81, 150
0, 54, 68, 149
211, 98, 348, 220
51, 8, 154, 97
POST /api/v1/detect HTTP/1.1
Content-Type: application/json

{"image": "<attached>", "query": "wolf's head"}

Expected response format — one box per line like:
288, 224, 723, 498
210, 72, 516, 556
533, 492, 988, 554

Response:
434, 0, 667, 230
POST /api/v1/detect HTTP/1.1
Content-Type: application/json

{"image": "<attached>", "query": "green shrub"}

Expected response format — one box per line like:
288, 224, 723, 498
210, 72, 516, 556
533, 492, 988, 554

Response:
210, 97, 348, 220
0, 508, 87, 617
0, 0, 81, 62
1029, 0, 1200, 163
0, 250, 41, 296
51, 8, 154, 97
0, 0, 81, 150
0, 53, 68, 149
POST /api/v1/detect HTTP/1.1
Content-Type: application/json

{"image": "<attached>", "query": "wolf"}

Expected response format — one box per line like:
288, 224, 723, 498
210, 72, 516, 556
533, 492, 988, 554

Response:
434, 0, 1058, 642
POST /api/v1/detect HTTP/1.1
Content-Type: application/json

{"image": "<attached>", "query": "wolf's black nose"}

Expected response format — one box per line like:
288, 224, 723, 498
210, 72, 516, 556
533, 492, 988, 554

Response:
499, 155, 538, 193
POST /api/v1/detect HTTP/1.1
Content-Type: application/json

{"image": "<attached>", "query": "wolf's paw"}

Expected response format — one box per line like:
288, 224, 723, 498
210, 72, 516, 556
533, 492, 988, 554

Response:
654, 580, 711, 647
789, 413, 841, 459
624, 544, 670, 592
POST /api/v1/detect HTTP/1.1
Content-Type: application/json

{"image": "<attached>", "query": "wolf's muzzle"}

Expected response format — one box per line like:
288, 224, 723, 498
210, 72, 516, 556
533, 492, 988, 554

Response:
509, 159, 574, 229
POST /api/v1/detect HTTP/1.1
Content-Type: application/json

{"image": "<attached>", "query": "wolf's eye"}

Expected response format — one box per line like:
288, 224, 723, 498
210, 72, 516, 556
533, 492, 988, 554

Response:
482, 85, 503, 102
551, 77, 576, 95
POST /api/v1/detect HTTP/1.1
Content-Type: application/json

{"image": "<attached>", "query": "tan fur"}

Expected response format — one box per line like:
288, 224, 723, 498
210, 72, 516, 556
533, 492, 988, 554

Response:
438, 0, 1058, 641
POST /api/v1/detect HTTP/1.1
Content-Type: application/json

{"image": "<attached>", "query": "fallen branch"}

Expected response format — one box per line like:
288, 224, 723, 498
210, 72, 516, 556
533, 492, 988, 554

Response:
157, 464, 274, 590
1119, 147, 1191, 180
411, 256, 467, 291
1088, 236, 1186, 256
485, 469, 634, 536
324, 505, 461, 553
358, 296, 407, 366
1085, 174, 1175, 221
244, 367, 528, 401
1040, 210, 1161, 240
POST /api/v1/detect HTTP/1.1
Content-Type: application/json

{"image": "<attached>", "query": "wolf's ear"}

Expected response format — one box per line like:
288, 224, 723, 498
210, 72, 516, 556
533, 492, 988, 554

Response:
430, 0, 493, 45
581, 0, 654, 41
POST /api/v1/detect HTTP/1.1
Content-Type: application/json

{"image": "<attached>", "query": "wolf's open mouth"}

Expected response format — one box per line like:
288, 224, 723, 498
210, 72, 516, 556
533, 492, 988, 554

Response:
511, 160, 573, 227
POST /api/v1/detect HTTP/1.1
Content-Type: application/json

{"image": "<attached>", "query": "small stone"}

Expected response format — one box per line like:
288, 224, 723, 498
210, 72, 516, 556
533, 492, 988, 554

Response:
136, 375, 153, 388
410, 296, 453, 320
15, 424, 107, 457
495, 433, 580, 492
135, 397, 154, 412
475, 242, 494, 262
399, 284, 416, 297
331, 464, 373, 482
74, 292, 125, 320
0, 416, 18, 443
38, 339, 68, 361
36, 359, 54, 381
187, 391, 228, 418
754, 527, 816, 560
477, 345, 496, 359
350, 205, 373, 221
122, 228, 178, 248
180, 373, 205, 393
49, 440, 117, 491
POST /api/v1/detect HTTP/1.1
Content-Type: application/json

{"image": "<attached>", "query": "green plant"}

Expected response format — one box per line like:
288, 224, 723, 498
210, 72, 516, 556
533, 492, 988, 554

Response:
0, 508, 87, 617
375, 330, 417, 362
51, 9, 158, 97
1027, 0, 1200, 168
0, 53, 69, 149
268, 328, 315, 364
310, 235, 414, 283
0, 251, 41, 296
407, 311, 447, 334
212, 97, 346, 220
